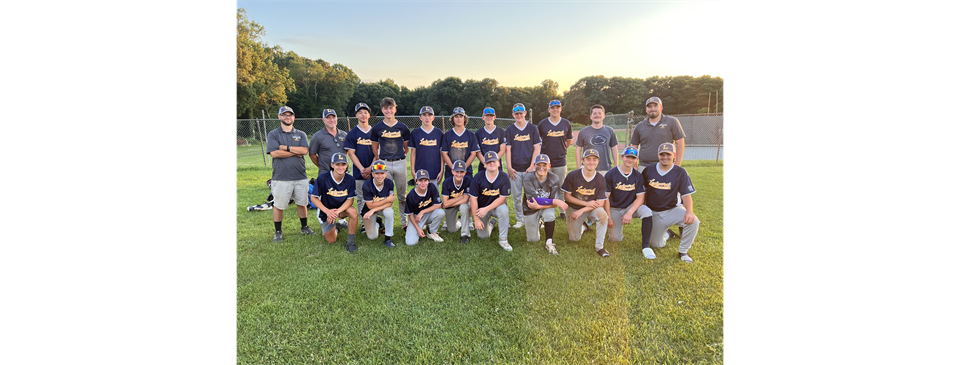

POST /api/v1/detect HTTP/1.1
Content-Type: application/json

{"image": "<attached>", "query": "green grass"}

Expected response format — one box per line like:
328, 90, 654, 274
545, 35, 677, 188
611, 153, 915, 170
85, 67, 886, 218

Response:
237, 145, 723, 364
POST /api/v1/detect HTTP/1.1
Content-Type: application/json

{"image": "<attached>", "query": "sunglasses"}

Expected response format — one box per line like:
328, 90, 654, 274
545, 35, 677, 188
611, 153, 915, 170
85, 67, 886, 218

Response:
372, 163, 387, 171
549, 100, 561, 106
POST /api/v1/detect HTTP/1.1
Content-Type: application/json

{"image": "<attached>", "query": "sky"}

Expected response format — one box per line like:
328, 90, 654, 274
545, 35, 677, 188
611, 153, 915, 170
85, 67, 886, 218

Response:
238, 0, 723, 94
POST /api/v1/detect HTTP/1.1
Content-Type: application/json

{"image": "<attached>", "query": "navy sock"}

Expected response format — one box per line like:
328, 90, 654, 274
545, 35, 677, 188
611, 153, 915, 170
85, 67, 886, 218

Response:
300, 218, 308, 228
544, 221, 555, 240
641, 217, 652, 249
679, 226, 683, 236
274, 221, 282, 232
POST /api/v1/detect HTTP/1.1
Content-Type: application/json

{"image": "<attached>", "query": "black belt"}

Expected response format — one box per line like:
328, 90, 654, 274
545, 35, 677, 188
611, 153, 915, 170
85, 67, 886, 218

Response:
384, 158, 405, 162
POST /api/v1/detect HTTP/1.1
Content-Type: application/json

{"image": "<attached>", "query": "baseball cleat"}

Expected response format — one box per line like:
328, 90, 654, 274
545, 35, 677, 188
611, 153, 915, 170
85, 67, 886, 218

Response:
642, 247, 656, 259
425, 233, 444, 242
498, 239, 513, 251
597, 248, 610, 258
273, 231, 283, 242
679, 253, 693, 263
301, 226, 316, 235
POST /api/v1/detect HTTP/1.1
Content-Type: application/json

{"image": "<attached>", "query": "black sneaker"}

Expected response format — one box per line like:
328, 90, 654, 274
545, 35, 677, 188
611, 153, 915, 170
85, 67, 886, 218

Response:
376, 217, 385, 234
346, 241, 358, 253
335, 220, 347, 232
667, 229, 680, 239
273, 231, 283, 242
383, 236, 396, 248
460, 235, 470, 244
559, 211, 566, 220
359, 225, 366, 234
301, 226, 316, 235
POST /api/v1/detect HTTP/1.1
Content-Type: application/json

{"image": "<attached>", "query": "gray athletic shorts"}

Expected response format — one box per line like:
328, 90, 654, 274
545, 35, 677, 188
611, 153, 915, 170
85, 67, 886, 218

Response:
271, 179, 309, 210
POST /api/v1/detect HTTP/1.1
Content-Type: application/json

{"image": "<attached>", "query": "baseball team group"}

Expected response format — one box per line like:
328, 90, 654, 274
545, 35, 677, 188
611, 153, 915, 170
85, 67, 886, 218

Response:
264, 96, 701, 263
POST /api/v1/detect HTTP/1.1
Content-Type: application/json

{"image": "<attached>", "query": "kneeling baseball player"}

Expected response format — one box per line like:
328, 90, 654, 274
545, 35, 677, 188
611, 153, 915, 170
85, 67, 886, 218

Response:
639, 143, 700, 262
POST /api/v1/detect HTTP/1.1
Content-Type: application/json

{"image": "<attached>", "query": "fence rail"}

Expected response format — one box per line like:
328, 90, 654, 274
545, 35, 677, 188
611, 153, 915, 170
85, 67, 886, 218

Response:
238, 113, 723, 165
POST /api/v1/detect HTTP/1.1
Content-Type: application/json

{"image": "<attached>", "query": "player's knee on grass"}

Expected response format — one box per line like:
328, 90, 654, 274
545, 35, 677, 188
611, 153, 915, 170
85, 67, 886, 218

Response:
324, 228, 338, 243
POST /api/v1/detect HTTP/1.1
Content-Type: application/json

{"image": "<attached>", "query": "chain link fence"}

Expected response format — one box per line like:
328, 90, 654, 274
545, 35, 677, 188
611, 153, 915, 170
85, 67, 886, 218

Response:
238, 113, 722, 167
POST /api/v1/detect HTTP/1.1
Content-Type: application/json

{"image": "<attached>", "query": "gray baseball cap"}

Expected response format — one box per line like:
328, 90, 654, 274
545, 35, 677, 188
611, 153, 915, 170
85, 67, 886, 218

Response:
483, 151, 499, 164
657, 143, 676, 155
645, 97, 662, 106
322, 109, 337, 118
452, 160, 467, 172
582, 149, 600, 159
415, 169, 430, 180
534, 154, 550, 165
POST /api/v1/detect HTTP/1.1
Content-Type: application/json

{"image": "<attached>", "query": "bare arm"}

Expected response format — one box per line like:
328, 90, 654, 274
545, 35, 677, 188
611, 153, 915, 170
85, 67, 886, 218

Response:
409, 148, 417, 177
575, 146, 582, 169
371, 141, 380, 161
441, 151, 454, 171
309, 154, 320, 167
611, 145, 620, 167
675, 138, 685, 166
681, 194, 696, 224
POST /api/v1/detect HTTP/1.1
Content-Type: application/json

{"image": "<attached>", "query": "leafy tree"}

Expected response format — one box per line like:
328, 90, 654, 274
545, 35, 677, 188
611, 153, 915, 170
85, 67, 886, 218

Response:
236, 8, 295, 119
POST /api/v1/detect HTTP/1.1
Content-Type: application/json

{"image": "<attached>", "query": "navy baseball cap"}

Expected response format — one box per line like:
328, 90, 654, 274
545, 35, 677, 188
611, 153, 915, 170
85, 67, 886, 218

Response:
331, 152, 348, 164
452, 107, 466, 116
658, 143, 676, 155
278, 106, 295, 115
548, 100, 562, 108
483, 151, 499, 163
415, 169, 430, 180
582, 149, 600, 159
452, 160, 467, 172
322, 109, 337, 118
622, 146, 639, 158
645, 97, 662, 106
482, 107, 496, 116
354, 102, 371, 113
419, 106, 434, 115
512, 103, 526, 113
371, 159, 388, 173
534, 154, 550, 165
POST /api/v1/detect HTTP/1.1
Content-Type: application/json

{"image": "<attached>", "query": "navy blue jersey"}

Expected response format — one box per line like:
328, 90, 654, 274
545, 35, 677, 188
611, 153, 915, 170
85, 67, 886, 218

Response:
344, 125, 375, 180
441, 175, 472, 201
409, 126, 444, 179
505, 122, 542, 171
560, 168, 608, 211
441, 128, 480, 179
469, 170, 510, 209
604, 166, 646, 209
404, 183, 442, 215
361, 178, 394, 215
312, 172, 357, 221
640, 163, 696, 212
370, 120, 410, 160
475, 125, 506, 170
537, 118, 573, 167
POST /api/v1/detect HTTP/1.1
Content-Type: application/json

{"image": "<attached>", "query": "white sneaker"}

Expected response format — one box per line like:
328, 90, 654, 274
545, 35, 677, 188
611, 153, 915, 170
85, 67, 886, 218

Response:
545, 240, 558, 255
581, 223, 586, 236
425, 232, 444, 242
679, 253, 694, 263
498, 239, 513, 251
642, 247, 656, 259
469, 221, 475, 230
663, 231, 671, 243
456, 220, 462, 230
512, 221, 524, 229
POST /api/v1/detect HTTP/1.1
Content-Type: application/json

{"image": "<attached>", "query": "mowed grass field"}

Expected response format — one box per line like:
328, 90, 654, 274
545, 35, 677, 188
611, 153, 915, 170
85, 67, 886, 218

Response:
237, 144, 723, 364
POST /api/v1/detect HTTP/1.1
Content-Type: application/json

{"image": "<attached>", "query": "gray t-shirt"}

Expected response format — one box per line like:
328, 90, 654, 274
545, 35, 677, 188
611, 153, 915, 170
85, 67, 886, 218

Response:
521, 171, 561, 216
308, 128, 347, 175
629, 115, 685, 164
266, 126, 310, 181
576, 125, 619, 171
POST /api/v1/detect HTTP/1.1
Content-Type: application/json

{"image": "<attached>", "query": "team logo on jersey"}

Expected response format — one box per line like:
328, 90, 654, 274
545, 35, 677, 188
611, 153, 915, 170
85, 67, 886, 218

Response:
419, 138, 438, 146
381, 131, 402, 138
546, 130, 565, 138
373, 196, 386, 203
590, 134, 607, 146
326, 187, 348, 197
357, 137, 372, 145
648, 179, 672, 190
482, 188, 500, 196
418, 200, 433, 208
292, 135, 302, 141
338, 136, 345, 142
450, 140, 469, 149
481, 137, 500, 145
449, 190, 464, 199
615, 182, 636, 192
659, 125, 666, 129
575, 186, 596, 196
535, 188, 549, 198
514, 134, 531, 142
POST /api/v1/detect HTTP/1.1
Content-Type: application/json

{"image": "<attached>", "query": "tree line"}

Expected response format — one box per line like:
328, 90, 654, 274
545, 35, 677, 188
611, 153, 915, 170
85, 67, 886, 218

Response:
237, 8, 723, 124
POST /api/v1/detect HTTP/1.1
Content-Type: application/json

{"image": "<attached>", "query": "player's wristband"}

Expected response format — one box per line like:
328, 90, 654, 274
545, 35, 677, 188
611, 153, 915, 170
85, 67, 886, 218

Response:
286, 145, 290, 152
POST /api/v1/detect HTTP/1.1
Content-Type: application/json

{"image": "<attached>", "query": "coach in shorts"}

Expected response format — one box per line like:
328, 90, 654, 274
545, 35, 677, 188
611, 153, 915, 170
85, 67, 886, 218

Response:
266, 106, 316, 242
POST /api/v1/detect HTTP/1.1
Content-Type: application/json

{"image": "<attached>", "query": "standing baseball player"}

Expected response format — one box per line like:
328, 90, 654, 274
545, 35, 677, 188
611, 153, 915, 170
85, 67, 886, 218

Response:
562, 149, 611, 257
604, 146, 653, 243
361, 159, 396, 248
504, 103, 542, 229
370, 97, 411, 227
310, 152, 360, 252
475, 107, 506, 173
265, 106, 315, 242
629, 96, 687, 239
441, 107, 480, 182
404, 169, 445, 245
639, 143, 700, 263
409, 106, 444, 186
575, 104, 619, 176
469, 151, 513, 251
308, 108, 348, 175
441, 160, 473, 244
537, 99, 574, 220
521, 154, 567, 255
345, 102, 376, 220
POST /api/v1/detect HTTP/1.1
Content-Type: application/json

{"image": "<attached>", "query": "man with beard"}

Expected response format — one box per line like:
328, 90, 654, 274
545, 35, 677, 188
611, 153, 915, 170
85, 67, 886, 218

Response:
629, 96, 687, 239
265, 106, 315, 242
639, 143, 700, 263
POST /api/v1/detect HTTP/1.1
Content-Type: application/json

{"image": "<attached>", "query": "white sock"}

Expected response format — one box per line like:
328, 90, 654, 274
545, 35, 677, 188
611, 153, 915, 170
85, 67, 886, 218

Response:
546, 238, 553, 245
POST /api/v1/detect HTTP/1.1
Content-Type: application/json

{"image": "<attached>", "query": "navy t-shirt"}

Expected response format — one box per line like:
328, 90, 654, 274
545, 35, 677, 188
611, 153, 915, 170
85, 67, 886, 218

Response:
641, 163, 696, 212
404, 183, 442, 216
344, 125, 375, 180
441, 175, 472, 203
560, 168, 608, 211
409, 126, 444, 179
537, 118, 573, 167
361, 178, 394, 215
604, 166, 646, 209
311, 172, 357, 221
468, 170, 510, 209
475, 125, 506, 171
505, 122, 542, 171
441, 128, 480, 179
370, 120, 411, 160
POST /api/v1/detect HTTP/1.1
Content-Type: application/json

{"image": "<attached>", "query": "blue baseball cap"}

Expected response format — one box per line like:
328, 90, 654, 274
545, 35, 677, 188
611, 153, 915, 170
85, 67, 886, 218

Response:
658, 143, 676, 155
371, 159, 388, 173
415, 169, 430, 180
419, 106, 434, 115
534, 154, 550, 165
548, 100, 562, 108
278, 106, 295, 115
622, 146, 639, 158
452, 107, 466, 117
512, 103, 526, 113
482, 107, 496, 116
322, 109, 337, 118
582, 149, 600, 159
354, 102, 371, 113
483, 151, 499, 164
646, 97, 662, 106
331, 152, 348, 164
452, 160, 467, 172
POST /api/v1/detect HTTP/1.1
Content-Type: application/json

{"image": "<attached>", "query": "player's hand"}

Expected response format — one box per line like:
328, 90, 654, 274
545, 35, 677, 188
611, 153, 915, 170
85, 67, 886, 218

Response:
571, 209, 583, 221
363, 211, 374, 220
361, 169, 372, 179
555, 200, 568, 211
417, 211, 425, 222
622, 214, 632, 225
474, 217, 484, 232
507, 167, 517, 180
684, 211, 696, 225
436, 172, 443, 182
525, 165, 536, 173
607, 218, 615, 229
528, 198, 540, 210
417, 227, 425, 237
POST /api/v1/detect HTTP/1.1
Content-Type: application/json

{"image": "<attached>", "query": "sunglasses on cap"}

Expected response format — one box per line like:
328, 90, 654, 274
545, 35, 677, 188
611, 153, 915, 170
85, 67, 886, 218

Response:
548, 100, 561, 107
372, 162, 387, 172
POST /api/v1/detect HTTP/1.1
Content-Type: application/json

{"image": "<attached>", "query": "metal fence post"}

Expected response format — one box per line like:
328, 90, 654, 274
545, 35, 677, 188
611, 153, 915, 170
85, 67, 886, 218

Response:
257, 118, 267, 167
716, 124, 723, 164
